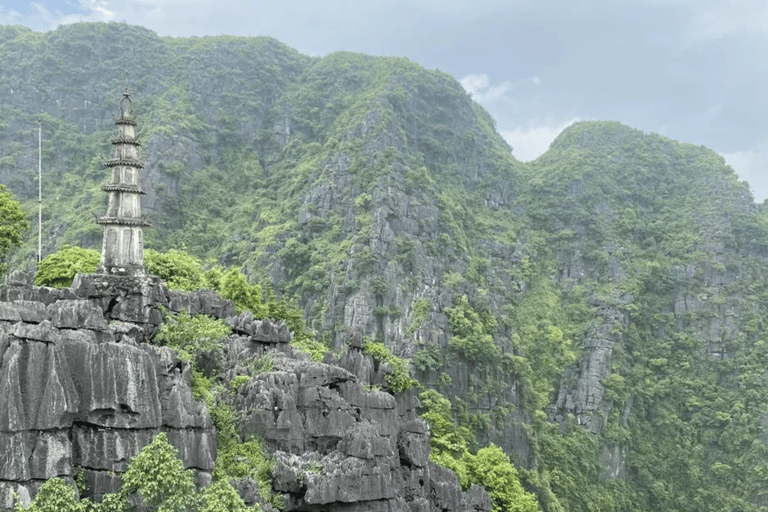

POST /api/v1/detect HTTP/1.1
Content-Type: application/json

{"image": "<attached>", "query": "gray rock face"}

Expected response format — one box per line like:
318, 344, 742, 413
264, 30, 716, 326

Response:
553, 304, 626, 433
0, 278, 490, 512
0, 278, 217, 509
239, 353, 488, 512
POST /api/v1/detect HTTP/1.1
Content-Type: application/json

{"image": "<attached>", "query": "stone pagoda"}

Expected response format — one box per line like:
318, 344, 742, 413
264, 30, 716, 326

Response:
96, 88, 150, 276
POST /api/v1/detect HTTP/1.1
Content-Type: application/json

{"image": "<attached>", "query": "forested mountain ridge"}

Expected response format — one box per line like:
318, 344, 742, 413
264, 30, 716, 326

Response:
2, 21, 768, 511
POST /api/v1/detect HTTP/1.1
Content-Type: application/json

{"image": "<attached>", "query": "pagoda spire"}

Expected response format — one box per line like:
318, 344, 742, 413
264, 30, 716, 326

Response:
96, 88, 150, 276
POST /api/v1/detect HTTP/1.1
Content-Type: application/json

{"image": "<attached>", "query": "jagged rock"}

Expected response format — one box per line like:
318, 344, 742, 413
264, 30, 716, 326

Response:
428, 462, 465, 512
397, 419, 430, 468
72, 427, 154, 472
338, 422, 393, 459
337, 381, 399, 438
142, 344, 213, 429
72, 273, 168, 328
109, 320, 145, 344
62, 339, 163, 429
169, 288, 235, 318
11, 320, 59, 343
274, 451, 396, 505
12, 300, 49, 323
0, 280, 490, 512
346, 328, 365, 349
0, 285, 77, 305
0, 431, 72, 481
337, 346, 374, 385
0, 303, 21, 322
80, 470, 121, 500
0, 338, 79, 431
3, 270, 34, 286
230, 310, 255, 335
0, 481, 45, 511
253, 319, 291, 343
553, 304, 624, 433
227, 313, 292, 343
465, 484, 494, 512
49, 300, 108, 330
237, 370, 305, 453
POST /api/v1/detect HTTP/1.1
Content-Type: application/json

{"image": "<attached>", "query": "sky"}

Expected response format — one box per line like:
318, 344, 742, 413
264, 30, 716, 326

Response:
1, 0, 766, 202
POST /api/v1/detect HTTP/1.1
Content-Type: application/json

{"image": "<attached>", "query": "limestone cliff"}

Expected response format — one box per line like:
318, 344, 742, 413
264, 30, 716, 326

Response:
0, 272, 490, 512
5, 23, 768, 512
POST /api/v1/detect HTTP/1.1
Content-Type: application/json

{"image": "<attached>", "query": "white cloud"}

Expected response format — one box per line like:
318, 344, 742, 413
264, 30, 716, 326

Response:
459, 73, 540, 104
720, 150, 768, 203
686, 0, 768, 42
500, 118, 581, 162
0, 0, 165, 31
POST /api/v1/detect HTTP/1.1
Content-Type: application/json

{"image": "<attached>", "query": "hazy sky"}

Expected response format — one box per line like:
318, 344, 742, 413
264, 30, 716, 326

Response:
2, 0, 766, 201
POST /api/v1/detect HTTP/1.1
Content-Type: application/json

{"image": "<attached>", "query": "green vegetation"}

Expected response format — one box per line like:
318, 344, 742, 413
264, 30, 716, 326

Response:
145, 248, 215, 291
14, 433, 259, 512
363, 338, 418, 393
0, 185, 28, 276
153, 309, 231, 361
32, 244, 327, 360
119, 432, 198, 511
420, 389, 538, 512
469, 445, 539, 512
5, 23, 768, 512
34, 246, 99, 287
446, 295, 499, 364
13, 477, 88, 512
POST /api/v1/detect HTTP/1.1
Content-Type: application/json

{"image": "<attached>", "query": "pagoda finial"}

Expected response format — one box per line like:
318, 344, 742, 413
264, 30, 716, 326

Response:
120, 71, 134, 118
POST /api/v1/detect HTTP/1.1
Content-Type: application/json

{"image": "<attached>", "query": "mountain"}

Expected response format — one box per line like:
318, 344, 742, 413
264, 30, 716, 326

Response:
2, 21, 768, 512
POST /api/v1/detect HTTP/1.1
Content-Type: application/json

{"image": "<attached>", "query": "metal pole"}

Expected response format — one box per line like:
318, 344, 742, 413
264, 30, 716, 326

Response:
38, 119, 41, 263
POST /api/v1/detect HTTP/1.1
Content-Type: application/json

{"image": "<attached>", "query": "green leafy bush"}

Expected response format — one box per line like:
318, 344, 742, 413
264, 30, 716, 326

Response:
467, 445, 539, 512
0, 184, 28, 275
218, 268, 266, 316
153, 309, 232, 361
419, 389, 473, 487
364, 339, 418, 393
13, 478, 89, 512
446, 295, 500, 364
292, 337, 329, 362
208, 393, 280, 509
420, 391, 539, 511
120, 432, 197, 512
145, 248, 210, 291
198, 480, 256, 512
34, 246, 99, 288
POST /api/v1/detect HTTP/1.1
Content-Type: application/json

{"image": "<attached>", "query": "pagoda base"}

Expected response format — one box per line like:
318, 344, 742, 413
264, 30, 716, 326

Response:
98, 264, 147, 277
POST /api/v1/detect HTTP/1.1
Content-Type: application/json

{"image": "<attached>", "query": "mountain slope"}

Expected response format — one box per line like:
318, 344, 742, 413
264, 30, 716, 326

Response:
2, 22, 768, 512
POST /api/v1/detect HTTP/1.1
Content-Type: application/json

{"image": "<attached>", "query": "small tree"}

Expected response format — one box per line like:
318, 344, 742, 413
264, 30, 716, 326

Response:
34, 246, 99, 288
467, 444, 539, 512
13, 478, 88, 512
145, 248, 207, 291
0, 185, 28, 274
199, 480, 256, 512
120, 432, 197, 512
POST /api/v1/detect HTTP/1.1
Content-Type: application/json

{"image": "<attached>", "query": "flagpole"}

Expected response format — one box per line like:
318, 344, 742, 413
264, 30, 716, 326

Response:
38, 119, 41, 263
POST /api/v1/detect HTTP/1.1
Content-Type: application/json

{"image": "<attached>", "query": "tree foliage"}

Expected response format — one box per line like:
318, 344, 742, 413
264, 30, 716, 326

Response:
364, 338, 418, 393
467, 445, 538, 512
0, 184, 28, 273
120, 432, 198, 512
153, 309, 232, 361
15, 433, 260, 512
34, 245, 99, 288
13, 478, 88, 512
420, 390, 539, 511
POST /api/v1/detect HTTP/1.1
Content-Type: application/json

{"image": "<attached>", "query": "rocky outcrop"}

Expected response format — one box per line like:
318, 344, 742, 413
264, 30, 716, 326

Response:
0, 276, 490, 512
0, 275, 219, 508
246, 352, 489, 512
